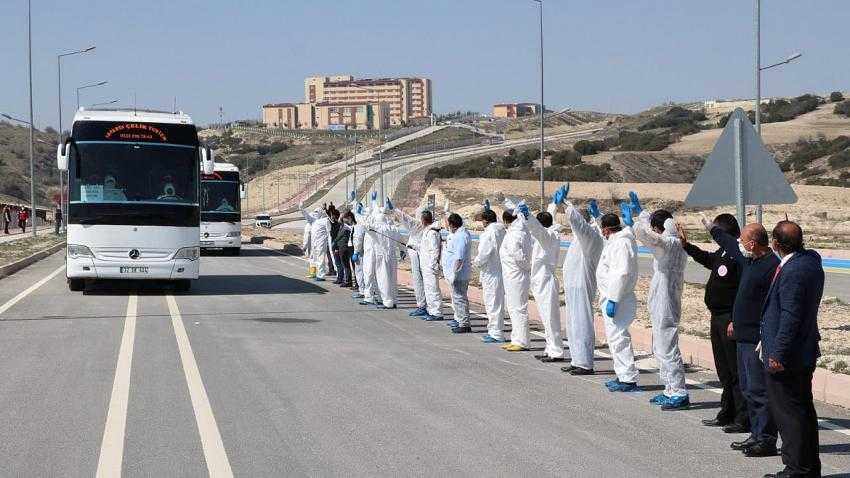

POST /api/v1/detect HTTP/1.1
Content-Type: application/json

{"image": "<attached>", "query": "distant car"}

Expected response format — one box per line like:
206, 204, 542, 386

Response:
254, 213, 272, 228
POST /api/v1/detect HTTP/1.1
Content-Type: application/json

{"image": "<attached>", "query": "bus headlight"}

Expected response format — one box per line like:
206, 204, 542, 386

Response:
226, 231, 241, 237
174, 246, 200, 261
68, 244, 94, 259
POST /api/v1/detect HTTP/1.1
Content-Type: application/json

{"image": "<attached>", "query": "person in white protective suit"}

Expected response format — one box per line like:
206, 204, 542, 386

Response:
300, 203, 331, 282
366, 197, 404, 309
442, 212, 473, 333
393, 205, 429, 317
596, 202, 641, 392
354, 192, 381, 304
417, 209, 443, 321
559, 198, 604, 375
628, 191, 690, 409
302, 215, 314, 277
522, 185, 570, 362
350, 199, 368, 299
500, 199, 534, 352
474, 200, 507, 343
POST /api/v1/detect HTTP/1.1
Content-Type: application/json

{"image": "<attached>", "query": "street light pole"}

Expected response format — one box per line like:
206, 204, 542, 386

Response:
27, 0, 36, 238
57, 46, 95, 235
534, 0, 545, 209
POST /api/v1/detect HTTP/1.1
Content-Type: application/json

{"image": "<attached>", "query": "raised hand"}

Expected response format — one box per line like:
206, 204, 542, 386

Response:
628, 191, 642, 215
619, 202, 634, 227
588, 199, 601, 219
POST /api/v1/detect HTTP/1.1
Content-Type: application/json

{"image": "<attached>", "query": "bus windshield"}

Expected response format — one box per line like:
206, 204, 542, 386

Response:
201, 180, 239, 214
70, 142, 199, 205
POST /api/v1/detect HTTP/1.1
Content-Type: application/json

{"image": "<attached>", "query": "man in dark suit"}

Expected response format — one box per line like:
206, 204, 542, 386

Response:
761, 221, 823, 478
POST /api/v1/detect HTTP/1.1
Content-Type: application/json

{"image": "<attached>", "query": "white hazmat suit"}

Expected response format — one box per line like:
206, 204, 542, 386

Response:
474, 221, 506, 340
562, 202, 604, 371
351, 219, 367, 296
367, 209, 403, 308
301, 207, 330, 279
394, 209, 427, 311
500, 216, 533, 348
354, 203, 380, 304
419, 225, 443, 317
634, 211, 688, 398
523, 203, 566, 359
596, 226, 640, 384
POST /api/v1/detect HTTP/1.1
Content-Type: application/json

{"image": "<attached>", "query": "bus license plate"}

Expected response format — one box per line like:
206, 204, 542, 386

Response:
120, 266, 149, 274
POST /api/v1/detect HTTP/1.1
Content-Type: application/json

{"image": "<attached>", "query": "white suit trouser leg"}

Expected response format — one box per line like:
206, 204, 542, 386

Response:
602, 295, 639, 383
311, 247, 327, 278
375, 255, 397, 307
481, 271, 505, 340
532, 276, 564, 359
651, 302, 688, 397
566, 287, 595, 370
408, 250, 426, 309
354, 259, 365, 295
362, 249, 377, 303
504, 270, 531, 348
422, 267, 442, 317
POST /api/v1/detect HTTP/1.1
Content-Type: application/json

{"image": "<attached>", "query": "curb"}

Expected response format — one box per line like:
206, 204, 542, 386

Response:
0, 241, 65, 279
252, 236, 850, 410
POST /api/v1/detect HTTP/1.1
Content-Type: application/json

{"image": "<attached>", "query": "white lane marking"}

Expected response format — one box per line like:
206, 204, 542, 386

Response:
818, 419, 850, 436
96, 295, 137, 478
0, 264, 64, 317
166, 295, 233, 478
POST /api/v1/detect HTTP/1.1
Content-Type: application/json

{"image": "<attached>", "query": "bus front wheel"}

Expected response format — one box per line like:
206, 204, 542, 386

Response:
68, 278, 85, 292
174, 279, 192, 293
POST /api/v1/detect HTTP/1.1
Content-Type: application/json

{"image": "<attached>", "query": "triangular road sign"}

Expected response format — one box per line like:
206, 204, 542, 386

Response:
685, 108, 797, 207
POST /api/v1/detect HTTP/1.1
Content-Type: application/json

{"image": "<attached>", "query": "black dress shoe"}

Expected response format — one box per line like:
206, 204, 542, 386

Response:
561, 365, 594, 375
702, 418, 730, 427
730, 437, 758, 450
722, 423, 750, 434
534, 354, 548, 360
540, 356, 565, 363
743, 442, 778, 457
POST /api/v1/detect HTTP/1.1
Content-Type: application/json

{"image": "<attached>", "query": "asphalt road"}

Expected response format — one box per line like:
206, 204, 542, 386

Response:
1, 247, 849, 476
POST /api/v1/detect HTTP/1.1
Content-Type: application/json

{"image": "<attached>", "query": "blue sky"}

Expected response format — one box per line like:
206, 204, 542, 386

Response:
1, 0, 847, 128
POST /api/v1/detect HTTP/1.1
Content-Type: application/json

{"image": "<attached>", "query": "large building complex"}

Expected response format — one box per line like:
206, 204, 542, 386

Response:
261, 75, 432, 131
493, 102, 539, 119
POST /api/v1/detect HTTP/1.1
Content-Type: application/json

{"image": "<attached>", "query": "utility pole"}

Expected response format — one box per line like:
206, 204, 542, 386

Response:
754, 0, 762, 225
27, 0, 36, 238
534, 0, 545, 209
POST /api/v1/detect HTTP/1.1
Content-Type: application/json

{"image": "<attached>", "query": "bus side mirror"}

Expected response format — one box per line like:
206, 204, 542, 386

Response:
57, 140, 70, 171
240, 183, 246, 200
200, 146, 215, 175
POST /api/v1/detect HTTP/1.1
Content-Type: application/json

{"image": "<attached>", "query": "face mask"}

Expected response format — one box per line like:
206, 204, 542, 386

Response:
738, 243, 753, 258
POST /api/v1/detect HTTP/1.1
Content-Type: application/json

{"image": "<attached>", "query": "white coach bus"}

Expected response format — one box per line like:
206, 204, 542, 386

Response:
200, 162, 245, 255
57, 108, 214, 292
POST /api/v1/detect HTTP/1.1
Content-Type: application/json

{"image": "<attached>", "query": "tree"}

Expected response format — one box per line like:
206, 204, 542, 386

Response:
830, 91, 845, 102
834, 101, 850, 118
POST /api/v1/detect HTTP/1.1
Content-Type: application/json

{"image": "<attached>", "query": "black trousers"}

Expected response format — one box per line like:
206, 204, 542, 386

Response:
3, 220, 8, 234
339, 248, 352, 285
710, 312, 748, 426
766, 367, 820, 477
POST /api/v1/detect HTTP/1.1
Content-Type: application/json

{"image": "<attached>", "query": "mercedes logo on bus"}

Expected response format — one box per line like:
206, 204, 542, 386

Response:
128, 249, 141, 260
204, 232, 210, 238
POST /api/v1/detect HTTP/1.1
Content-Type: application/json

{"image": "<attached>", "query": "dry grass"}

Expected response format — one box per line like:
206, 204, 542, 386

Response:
0, 235, 64, 267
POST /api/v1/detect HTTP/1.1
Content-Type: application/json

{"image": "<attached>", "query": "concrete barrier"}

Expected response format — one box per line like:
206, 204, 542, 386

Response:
0, 242, 65, 279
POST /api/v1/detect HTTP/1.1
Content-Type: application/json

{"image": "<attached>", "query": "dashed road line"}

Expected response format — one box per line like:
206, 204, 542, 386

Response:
166, 295, 233, 478
96, 295, 137, 478
0, 264, 65, 317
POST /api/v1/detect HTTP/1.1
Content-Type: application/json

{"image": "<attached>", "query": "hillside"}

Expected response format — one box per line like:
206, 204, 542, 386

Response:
0, 122, 60, 206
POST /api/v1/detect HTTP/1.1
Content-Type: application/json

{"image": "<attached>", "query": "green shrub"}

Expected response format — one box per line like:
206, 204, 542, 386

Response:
617, 131, 672, 151
638, 106, 706, 134
760, 94, 821, 123
828, 149, 850, 169
550, 149, 582, 166
798, 167, 825, 179
835, 101, 850, 118
573, 139, 608, 155
830, 91, 845, 102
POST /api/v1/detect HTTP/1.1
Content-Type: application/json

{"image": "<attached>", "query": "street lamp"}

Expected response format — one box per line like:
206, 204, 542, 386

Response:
76, 81, 108, 109
753, 0, 802, 224
57, 45, 95, 234
2, 112, 37, 238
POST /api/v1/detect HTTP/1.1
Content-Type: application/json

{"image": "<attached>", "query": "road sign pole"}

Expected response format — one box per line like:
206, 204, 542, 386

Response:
754, 0, 763, 224
734, 118, 746, 227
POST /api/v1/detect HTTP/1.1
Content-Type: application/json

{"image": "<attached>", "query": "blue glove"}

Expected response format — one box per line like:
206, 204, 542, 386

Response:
356, 202, 364, 215
619, 202, 634, 227
628, 191, 642, 216
352, 252, 360, 264
371, 191, 377, 202
552, 186, 564, 205
483, 198, 491, 211
606, 300, 618, 317
349, 190, 356, 202
561, 183, 570, 202
588, 199, 600, 219
385, 197, 394, 210
516, 201, 529, 219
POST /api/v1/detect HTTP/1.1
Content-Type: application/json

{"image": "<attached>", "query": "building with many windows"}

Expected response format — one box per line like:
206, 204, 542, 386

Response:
493, 103, 539, 119
261, 103, 298, 129
304, 75, 432, 127
315, 102, 389, 130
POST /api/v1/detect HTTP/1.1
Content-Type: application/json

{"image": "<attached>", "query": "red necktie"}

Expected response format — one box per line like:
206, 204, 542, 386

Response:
771, 264, 782, 284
